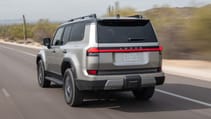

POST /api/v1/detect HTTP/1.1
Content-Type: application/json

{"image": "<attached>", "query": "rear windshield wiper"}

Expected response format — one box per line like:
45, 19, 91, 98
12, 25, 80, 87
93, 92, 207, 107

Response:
128, 38, 145, 42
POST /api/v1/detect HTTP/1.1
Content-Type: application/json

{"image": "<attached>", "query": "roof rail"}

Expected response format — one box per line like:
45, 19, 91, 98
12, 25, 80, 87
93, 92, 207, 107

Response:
128, 15, 143, 19
67, 14, 97, 22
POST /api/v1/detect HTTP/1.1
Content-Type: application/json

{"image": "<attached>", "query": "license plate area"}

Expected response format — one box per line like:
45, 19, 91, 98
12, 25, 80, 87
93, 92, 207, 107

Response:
114, 52, 149, 66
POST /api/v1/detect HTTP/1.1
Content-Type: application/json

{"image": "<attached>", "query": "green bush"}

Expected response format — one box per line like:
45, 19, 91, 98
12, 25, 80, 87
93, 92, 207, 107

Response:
32, 19, 58, 42
0, 19, 59, 43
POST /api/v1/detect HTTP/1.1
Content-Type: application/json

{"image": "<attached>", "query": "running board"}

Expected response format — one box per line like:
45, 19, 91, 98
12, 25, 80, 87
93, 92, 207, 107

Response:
45, 76, 63, 85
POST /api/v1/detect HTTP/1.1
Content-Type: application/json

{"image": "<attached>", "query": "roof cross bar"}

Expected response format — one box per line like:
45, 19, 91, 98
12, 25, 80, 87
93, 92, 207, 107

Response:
68, 14, 97, 22
128, 15, 143, 19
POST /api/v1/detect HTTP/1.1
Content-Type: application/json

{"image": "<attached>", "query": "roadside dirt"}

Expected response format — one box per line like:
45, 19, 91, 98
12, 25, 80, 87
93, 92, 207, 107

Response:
163, 59, 211, 69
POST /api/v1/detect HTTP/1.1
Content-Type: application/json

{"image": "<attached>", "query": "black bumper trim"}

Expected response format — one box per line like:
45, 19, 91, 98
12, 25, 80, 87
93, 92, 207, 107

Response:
123, 75, 142, 89
76, 76, 165, 91
155, 76, 165, 85
76, 80, 107, 91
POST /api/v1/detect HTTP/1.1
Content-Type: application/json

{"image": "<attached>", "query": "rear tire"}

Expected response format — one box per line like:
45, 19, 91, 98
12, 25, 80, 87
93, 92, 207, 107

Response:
63, 68, 83, 107
37, 60, 51, 88
133, 87, 155, 101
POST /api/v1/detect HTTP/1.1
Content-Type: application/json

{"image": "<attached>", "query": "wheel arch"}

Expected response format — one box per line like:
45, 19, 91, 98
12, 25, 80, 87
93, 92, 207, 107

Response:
61, 58, 77, 78
36, 51, 47, 70
36, 54, 42, 65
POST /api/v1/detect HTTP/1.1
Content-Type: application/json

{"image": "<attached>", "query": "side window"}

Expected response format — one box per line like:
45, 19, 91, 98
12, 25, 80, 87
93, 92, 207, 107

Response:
52, 27, 64, 46
70, 22, 86, 41
62, 25, 72, 44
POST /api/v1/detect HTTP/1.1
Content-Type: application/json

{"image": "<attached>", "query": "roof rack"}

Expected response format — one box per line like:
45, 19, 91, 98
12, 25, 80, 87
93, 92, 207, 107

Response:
67, 14, 97, 22
128, 15, 143, 19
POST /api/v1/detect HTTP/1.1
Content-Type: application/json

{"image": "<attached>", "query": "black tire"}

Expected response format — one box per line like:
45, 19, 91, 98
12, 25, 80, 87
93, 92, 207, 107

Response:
133, 87, 155, 101
37, 60, 51, 88
63, 68, 83, 106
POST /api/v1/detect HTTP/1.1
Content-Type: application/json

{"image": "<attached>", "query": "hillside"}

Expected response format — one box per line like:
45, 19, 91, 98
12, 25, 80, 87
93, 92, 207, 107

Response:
143, 5, 211, 60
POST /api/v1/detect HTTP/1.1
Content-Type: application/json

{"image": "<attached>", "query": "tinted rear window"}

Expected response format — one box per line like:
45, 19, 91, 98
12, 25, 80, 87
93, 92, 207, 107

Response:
97, 20, 157, 43
70, 22, 86, 41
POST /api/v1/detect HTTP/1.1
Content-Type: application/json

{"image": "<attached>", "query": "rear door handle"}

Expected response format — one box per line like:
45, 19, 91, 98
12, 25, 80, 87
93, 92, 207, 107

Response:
52, 50, 56, 53
63, 49, 67, 53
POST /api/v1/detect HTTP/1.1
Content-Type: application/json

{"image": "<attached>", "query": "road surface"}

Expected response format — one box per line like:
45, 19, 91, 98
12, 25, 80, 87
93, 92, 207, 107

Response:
0, 43, 211, 119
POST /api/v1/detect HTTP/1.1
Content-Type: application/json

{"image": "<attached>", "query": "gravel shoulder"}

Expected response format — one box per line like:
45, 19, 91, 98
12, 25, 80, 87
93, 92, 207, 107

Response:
163, 59, 211, 82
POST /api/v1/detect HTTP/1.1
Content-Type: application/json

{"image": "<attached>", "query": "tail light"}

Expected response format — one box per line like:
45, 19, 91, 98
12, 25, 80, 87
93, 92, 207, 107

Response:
87, 70, 98, 75
87, 48, 99, 56
87, 46, 163, 54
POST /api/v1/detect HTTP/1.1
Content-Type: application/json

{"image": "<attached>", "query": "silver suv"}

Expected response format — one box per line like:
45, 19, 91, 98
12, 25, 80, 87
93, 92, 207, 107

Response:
36, 14, 165, 106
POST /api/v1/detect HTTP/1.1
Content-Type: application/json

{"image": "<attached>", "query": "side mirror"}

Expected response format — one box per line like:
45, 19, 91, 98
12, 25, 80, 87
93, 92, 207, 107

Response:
43, 38, 51, 49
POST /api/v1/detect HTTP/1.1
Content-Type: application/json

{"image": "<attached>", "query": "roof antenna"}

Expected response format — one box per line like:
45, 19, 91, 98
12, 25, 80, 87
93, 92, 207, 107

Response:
116, 14, 120, 18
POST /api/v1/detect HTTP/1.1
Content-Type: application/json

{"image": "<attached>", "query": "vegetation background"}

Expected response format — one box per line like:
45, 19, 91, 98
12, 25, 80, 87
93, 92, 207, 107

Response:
0, 2, 211, 60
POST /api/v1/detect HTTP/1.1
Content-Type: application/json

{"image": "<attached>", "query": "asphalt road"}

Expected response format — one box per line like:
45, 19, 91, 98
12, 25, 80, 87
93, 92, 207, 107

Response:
0, 43, 211, 119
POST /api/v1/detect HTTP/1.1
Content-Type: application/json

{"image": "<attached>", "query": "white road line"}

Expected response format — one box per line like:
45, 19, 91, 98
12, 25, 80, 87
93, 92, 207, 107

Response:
156, 89, 211, 107
1, 88, 25, 119
2, 88, 10, 97
0, 45, 36, 57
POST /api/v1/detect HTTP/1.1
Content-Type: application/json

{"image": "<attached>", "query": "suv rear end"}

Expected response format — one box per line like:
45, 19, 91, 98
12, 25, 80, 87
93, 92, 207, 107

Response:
37, 14, 165, 106
78, 17, 165, 92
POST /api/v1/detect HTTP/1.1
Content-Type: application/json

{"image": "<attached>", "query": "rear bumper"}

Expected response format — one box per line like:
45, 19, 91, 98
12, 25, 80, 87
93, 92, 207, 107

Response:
76, 72, 165, 91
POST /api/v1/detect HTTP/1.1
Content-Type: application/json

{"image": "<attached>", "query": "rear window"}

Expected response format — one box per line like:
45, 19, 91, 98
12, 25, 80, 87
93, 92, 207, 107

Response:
70, 22, 86, 41
97, 20, 157, 43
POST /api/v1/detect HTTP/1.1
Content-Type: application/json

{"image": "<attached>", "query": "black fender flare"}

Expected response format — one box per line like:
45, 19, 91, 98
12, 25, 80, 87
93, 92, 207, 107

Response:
61, 58, 77, 78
